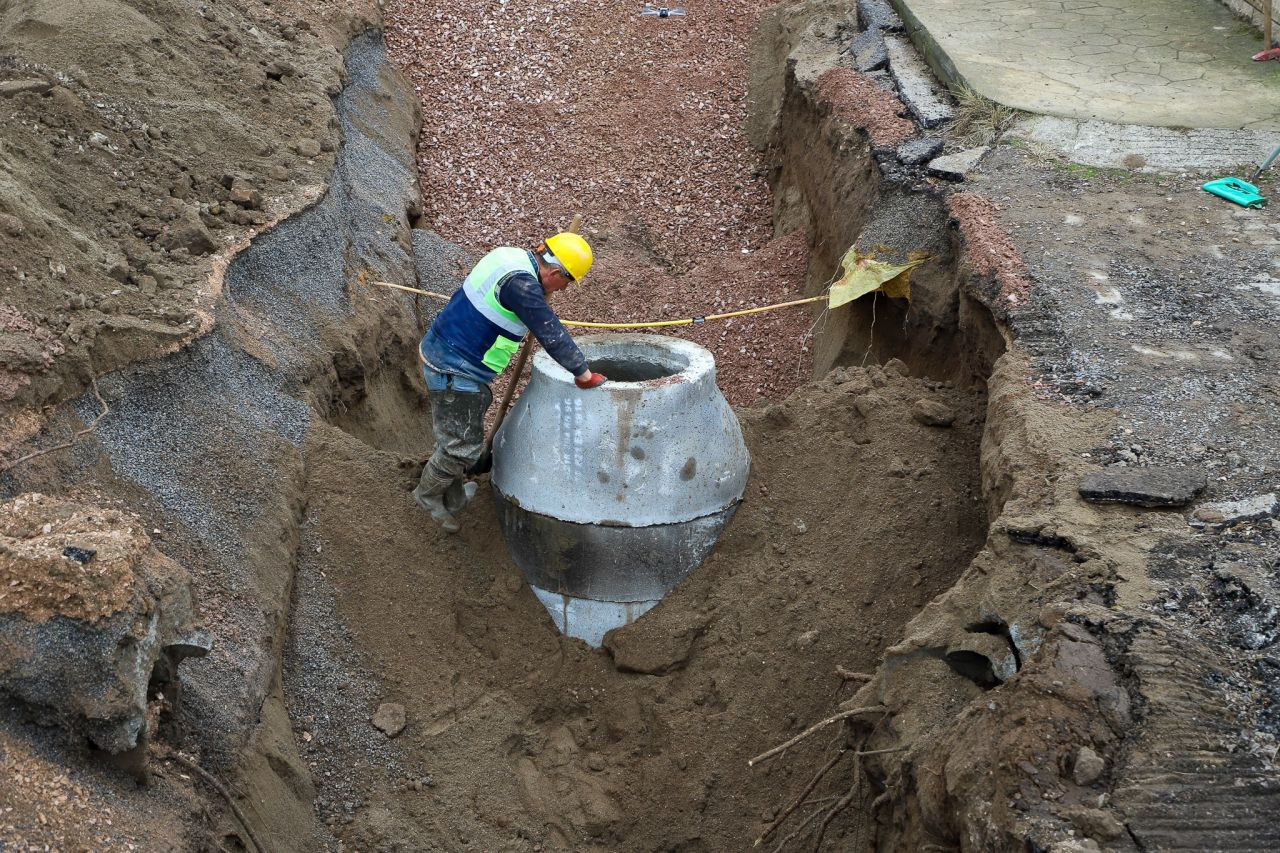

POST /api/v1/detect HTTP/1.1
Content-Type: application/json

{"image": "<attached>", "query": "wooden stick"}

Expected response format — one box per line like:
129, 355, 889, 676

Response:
747, 707, 888, 768
1267, 0, 1274, 50
0, 378, 109, 474
835, 666, 872, 682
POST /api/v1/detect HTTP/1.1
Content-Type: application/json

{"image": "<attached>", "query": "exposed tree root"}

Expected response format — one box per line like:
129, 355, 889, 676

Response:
0, 377, 109, 474
755, 747, 850, 846
811, 773, 862, 851
750, 702, 903, 851
748, 706, 887, 767
835, 666, 872, 682
156, 746, 267, 853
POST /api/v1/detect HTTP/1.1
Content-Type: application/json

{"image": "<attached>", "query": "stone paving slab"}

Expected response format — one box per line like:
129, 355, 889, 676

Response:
891, 0, 1280, 130
1014, 115, 1280, 171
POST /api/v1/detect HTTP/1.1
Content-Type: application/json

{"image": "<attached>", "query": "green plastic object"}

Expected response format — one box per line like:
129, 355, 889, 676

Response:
1202, 177, 1267, 208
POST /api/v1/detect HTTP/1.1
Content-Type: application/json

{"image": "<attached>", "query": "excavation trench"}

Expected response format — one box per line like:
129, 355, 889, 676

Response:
0, 25, 1008, 853
259, 33, 1008, 853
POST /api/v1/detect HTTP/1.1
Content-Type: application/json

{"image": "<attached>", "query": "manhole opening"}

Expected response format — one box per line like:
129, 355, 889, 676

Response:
586, 350, 689, 382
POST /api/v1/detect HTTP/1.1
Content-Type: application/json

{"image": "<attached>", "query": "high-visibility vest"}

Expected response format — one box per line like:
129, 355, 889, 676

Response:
433, 247, 533, 375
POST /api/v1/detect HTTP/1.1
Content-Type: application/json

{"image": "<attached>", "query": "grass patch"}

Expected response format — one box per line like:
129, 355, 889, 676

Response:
947, 85, 1023, 146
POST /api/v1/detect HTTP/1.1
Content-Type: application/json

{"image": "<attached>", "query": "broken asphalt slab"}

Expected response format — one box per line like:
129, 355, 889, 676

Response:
1078, 467, 1207, 508
927, 146, 989, 180
883, 35, 953, 129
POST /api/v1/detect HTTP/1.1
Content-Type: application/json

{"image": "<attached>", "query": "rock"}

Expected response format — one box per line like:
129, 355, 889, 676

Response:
0, 494, 207, 755
884, 357, 909, 376
912, 399, 955, 427
927, 147, 991, 181
0, 79, 53, 98
586, 753, 606, 772
170, 173, 194, 200
1061, 805, 1126, 840
848, 29, 888, 72
1190, 493, 1279, 529
106, 257, 130, 282
372, 702, 407, 737
1072, 745, 1106, 785
857, 0, 902, 31
88, 131, 111, 150
1, 213, 26, 237
145, 125, 162, 140
293, 137, 322, 158
158, 217, 218, 255
897, 136, 944, 166
604, 618, 704, 675
1078, 467, 1206, 508
265, 59, 297, 79
269, 163, 290, 181
228, 178, 263, 209
883, 35, 954, 128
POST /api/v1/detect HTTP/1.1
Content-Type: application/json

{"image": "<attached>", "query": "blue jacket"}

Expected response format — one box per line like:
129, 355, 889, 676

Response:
421, 248, 588, 386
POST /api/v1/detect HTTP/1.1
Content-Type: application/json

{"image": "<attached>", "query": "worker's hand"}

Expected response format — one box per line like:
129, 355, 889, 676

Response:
575, 370, 606, 389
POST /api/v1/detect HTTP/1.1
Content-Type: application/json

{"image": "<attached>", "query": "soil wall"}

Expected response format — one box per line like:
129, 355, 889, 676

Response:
1, 25, 426, 851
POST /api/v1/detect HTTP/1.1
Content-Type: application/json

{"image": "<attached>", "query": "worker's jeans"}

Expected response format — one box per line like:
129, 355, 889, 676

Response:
419, 366, 492, 513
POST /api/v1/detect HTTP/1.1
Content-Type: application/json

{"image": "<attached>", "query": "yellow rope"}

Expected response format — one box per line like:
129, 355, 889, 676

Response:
369, 281, 826, 329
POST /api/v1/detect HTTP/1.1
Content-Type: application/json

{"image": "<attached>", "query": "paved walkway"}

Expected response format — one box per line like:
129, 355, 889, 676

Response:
892, 0, 1280, 130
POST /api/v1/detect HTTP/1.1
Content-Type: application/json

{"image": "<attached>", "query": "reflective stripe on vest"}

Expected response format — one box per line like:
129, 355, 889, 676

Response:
462, 248, 533, 339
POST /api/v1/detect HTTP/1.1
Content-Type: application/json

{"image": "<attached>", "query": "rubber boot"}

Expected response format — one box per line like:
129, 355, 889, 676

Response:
413, 467, 461, 534
444, 481, 479, 515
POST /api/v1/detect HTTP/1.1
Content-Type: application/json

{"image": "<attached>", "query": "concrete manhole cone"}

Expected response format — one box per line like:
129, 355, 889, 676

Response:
492, 333, 750, 646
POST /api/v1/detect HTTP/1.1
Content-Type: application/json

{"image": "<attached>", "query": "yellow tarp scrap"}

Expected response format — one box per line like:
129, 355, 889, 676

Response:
828, 247, 928, 308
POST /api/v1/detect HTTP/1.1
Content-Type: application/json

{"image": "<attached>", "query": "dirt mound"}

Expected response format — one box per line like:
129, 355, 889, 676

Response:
285, 359, 988, 849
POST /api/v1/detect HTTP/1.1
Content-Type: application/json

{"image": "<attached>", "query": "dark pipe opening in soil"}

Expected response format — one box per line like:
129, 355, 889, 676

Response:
589, 357, 680, 382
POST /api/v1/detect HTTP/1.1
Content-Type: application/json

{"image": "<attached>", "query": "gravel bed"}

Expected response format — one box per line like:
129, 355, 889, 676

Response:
388, 0, 817, 406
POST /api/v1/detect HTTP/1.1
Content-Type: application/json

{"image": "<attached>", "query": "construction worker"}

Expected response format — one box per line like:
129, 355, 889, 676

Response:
414, 232, 607, 533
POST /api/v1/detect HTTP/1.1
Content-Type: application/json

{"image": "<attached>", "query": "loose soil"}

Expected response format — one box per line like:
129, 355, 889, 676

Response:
288, 361, 989, 850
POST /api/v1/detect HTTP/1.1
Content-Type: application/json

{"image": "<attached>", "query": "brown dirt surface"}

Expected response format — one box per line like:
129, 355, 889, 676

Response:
287, 361, 990, 849
947, 192, 1031, 306
0, 0, 345, 425
816, 67, 917, 149
0, 493, 147, 623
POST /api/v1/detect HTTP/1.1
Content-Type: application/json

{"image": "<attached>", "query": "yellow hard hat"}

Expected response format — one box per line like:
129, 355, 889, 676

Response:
544, 232, 593, 282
